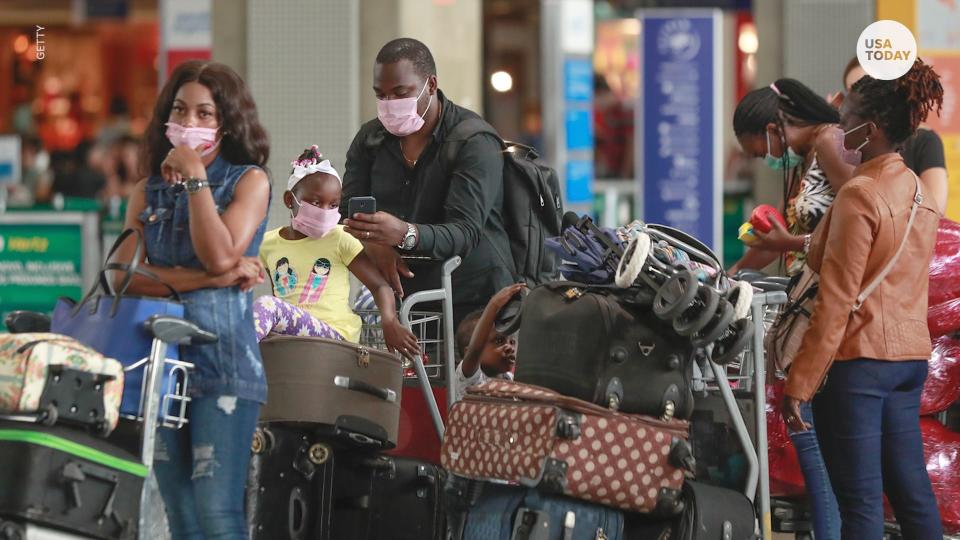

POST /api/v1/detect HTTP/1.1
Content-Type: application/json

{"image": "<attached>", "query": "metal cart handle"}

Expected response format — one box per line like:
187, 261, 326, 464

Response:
399, 256, 462, 440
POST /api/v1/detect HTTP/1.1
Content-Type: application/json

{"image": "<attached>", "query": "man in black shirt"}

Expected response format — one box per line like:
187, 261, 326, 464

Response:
342, 38, 515, 325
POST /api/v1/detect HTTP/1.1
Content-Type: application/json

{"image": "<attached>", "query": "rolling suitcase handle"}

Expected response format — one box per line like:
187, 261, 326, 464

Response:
334, 376, 398, 403
399, 256, 461, 440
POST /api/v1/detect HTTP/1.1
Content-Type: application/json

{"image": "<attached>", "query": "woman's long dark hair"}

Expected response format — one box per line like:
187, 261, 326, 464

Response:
851, 58, 944, 145
143, 61, 270, 176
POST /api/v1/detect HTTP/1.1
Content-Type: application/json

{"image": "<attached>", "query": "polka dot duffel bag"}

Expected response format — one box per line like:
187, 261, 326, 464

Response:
441, 380, 695, 516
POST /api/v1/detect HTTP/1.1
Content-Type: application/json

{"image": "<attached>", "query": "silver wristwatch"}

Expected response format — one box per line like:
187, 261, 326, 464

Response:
398, 223, 418, 250
185, 177, 209, 195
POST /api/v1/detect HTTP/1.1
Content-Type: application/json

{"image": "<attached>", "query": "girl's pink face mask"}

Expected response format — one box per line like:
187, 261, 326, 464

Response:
165, 122, 220, 156
291, 194, 340, 238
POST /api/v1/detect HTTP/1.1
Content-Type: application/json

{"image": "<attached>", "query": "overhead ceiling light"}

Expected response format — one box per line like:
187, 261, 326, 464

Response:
738, 22, 759, 55
491, 71, 514, 93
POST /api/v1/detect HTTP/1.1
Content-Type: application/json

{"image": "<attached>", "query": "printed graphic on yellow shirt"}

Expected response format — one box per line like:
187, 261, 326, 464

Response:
273, 257, 299, 297
298, 258, 332, 304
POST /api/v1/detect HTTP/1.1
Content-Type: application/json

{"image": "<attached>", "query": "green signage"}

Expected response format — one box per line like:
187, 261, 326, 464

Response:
0, 223, 84, 318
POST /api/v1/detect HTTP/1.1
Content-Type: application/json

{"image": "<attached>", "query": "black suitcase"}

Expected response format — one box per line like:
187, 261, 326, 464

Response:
0, 420, 143, 539
331, 454, 445, 540
629, 480, 757, 540
245, 423, 336, 540
514, 282, 695, 420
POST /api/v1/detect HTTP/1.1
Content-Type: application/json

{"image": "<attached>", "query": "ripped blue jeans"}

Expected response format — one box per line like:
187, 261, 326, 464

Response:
154, 395, 260, 540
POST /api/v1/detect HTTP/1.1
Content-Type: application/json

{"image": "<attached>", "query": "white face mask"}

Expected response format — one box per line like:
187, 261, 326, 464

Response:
839, 122, 872, 166
376, 80, 433, 137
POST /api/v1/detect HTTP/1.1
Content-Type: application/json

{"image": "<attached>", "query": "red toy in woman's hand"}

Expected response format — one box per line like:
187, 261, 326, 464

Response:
750, 204, 787, 234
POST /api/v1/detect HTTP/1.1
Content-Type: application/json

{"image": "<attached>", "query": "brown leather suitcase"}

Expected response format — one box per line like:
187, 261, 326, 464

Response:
441, 380, 694, 516
260, 335, 403, 448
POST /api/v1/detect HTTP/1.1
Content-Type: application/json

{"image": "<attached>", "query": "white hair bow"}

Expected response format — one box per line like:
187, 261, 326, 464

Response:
287, 158, 341, 191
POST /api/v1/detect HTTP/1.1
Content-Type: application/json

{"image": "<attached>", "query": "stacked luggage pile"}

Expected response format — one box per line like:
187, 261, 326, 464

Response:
0, 308, 209, 539
441, 213, 760, 539
245, 259, 462, 540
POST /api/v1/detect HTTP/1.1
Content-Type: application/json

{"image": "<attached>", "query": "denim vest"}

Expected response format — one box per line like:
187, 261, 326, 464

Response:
141, 155, 270, 403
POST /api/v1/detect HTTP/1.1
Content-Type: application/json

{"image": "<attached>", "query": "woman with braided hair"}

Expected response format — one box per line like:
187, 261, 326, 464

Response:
730, 79, 856, 278
782, 59, 945, 538
731, 86, 842, 540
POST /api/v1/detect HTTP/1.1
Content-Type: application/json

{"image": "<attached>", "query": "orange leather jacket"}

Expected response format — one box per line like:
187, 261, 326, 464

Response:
784, 153, 940, 401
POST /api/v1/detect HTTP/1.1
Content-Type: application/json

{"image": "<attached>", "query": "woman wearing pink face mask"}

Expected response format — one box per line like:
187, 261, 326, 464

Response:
110, 61, 271, 539
254, 145, 419, 356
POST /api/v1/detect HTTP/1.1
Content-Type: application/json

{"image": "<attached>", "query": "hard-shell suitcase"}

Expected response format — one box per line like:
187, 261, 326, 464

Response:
0, 333, 124, 435
441, 380, 693, 515
629, 480, 757, 540
0, 420, 144, 539
245, 423, 335, 540
514, 283, 695, 420
461, 482, 625, 540
259, 335, 403, 448
331, 454, 445, 540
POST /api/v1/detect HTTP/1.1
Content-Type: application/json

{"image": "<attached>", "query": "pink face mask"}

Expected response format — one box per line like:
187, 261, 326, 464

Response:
376, 81, 433, 137
165, 122, 220, 156
291, 194, 340, 238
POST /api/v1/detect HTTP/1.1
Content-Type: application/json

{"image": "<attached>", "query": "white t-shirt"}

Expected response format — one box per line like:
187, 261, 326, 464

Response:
454, 362, 514, 402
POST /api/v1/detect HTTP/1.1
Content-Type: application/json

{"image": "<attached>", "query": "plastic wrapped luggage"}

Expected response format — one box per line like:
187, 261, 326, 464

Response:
259, 335, 403, 448
0, 420, 144, 539
441, 380, 693, 515
0, 333, 124, 435
514, 282, 696, 420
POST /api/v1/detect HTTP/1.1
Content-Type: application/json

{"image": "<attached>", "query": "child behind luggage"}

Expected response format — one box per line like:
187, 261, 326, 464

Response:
453, 283, 525, 402
255, 145, 419, 357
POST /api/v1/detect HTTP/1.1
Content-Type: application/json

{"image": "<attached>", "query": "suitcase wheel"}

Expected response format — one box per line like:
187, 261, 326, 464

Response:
40, 403, 58, 426
614, 232, 651, 288
672, 286, 720, 337
691, 300, 735, 348
653, 269, 699, 320
0, 519, 25, 540
308, 442, 331, 465
711, 319, 755, 365
724, 279, 754, 321
251, 427, 275, 455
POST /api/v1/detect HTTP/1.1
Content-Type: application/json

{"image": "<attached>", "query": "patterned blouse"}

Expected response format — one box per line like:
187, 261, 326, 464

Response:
785, 156, 835, 276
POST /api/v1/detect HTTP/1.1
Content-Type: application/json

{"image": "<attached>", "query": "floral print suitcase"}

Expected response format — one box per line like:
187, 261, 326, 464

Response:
0, 333, 124, 433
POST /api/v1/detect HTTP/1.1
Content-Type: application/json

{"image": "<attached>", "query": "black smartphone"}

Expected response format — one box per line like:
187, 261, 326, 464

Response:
348, 196, 377, 216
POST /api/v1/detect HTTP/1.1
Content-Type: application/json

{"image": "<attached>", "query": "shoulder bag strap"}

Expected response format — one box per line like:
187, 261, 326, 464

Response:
852, 172, 923, 312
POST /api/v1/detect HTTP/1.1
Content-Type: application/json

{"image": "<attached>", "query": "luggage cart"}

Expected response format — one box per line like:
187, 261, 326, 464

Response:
135, 316, 210, 540
0, 312, 204, 540
692, 288, 787, 540
357, 257, 462, 440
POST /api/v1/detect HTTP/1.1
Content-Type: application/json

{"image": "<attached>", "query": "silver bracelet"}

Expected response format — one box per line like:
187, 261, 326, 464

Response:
802, 234, 812, 253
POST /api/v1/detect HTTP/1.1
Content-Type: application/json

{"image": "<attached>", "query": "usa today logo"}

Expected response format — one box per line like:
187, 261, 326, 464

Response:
857, 20, 918, 80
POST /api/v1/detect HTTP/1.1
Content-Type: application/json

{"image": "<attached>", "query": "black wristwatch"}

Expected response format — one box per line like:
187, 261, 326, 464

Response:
185, 177, 209, 195
398, 223, 418, 250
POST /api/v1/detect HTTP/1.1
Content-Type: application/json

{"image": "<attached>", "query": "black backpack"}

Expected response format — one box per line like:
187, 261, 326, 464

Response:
443, 118, 563, 286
